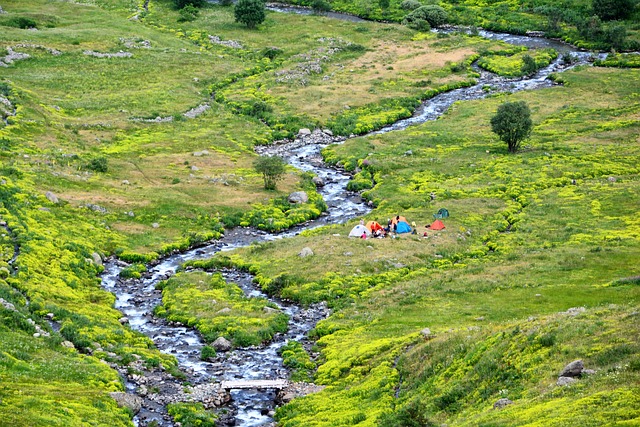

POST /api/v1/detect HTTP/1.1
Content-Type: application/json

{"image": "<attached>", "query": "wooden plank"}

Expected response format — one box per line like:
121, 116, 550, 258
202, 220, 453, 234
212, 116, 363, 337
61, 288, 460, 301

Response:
221, 379, 288, 390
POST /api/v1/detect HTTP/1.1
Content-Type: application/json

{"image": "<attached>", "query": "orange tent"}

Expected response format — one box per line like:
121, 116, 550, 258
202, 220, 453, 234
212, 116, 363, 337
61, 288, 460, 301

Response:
429, 219, 446, 230
391, 216, 407, 225
366, 221, 384, 233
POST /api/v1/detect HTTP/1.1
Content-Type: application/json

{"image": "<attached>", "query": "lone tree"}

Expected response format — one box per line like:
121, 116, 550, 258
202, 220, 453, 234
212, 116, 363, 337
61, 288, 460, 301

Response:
490, 101, 533, 153
254, 156, 286, 190
235, 0, 266, 29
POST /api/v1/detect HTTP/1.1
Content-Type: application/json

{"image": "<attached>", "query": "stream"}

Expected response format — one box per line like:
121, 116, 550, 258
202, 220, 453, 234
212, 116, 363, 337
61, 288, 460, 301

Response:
101, 7, 604, 427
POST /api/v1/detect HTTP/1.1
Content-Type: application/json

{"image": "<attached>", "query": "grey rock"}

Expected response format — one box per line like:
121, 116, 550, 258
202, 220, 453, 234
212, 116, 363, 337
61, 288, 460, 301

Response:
562, 307, 586, 316
91, 252, 103, 267
420, 328, 433, 339
556, 376, 576, 386
217, 307, 231, 315
122, 180, 130, 185
312, 176, 325, 187
559, 360, 583, 377
193, 150, 210, 157
45, 191, 59, 204
298, 128, 312, 136
582, 369, 596, 375
298, 247, 314, 258
263, 307, 279, 314
109, 392, 143, 414
152, 222, 160, 229
119, 317, 129, 324
493, 398, 513, 409
212, 336, 232, 352
183, 104, 210, 119
608, 176, 617, 182
61, 340, 75, 349
288, 191, 308, 204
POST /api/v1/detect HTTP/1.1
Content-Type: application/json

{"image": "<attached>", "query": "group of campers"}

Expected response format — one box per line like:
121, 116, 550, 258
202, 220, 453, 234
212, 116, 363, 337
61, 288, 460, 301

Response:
349, 211, 448, 239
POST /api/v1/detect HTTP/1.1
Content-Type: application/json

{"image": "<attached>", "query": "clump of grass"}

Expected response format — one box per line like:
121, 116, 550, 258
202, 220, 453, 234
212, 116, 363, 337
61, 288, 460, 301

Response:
154, 271, 289, 347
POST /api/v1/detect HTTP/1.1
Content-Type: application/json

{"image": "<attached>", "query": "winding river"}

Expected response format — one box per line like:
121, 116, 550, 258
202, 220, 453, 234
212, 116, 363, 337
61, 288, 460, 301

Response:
102, 7, 604, 426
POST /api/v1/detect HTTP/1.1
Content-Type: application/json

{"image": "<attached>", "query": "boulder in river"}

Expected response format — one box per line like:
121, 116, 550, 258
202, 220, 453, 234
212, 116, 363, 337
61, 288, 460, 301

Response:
109, 392, 143, 414
288, 191, 308, 204
212, 336, 233, 352
298, 128, 312, 137
312, 176, 325, 187
91, 252, 103, 267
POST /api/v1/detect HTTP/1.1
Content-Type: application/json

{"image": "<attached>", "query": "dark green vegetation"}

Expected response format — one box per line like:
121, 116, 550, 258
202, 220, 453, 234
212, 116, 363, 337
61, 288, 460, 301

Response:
234, 0, 266, 29
155, 271, 289, 346
490, 101, 533, 153
254, 155, 287, 190
283, 0, 640, 50
0, 0, 638, 426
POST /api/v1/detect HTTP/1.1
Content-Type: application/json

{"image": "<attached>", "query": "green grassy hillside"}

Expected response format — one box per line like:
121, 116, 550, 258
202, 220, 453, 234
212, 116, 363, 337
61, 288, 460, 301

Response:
0, 0, 638, 425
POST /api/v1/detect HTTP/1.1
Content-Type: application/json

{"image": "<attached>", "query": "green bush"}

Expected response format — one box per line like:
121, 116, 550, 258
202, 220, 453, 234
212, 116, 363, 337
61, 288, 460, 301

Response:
234, 0, 266, 29
85, 156, 108, 173
592, 0, 636, 20
490, 100, 533, 153
400, 0, 422, 10
254, 156, 286, 190
261, 46, 283, 60
4, 17, 38, 29
173, 0, 205, 9
521, 54, 538, 76
402, 5, 448, 31
167, 402, 216, 427
402, 9, 431, 31
119, 263, 146, 279
312, 0, 332, 14
278, 340, 316, 382
178, 5, 199, 22
420, 5, 448, 28
200, 345, 217, 361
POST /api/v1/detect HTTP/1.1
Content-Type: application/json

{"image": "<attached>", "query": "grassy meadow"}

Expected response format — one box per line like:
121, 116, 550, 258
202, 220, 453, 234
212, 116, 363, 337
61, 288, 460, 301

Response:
0, 0, 638, 425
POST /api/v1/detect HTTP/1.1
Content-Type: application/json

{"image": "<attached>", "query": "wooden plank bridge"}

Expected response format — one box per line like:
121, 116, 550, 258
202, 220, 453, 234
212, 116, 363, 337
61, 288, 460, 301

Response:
220, 379, 289, 391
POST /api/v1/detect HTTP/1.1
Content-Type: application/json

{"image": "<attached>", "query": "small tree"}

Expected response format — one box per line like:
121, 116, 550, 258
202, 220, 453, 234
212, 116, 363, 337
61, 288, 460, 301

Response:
520, 54, 538, 76
402, 5, 448, 31
379, 0, 391, 10
490, 101, 533, 153
235, 0, 266, 29
254, 156, 286, 190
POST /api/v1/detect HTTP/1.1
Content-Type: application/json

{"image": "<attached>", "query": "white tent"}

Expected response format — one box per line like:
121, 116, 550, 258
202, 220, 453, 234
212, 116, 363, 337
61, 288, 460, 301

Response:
349, 224, 371, 238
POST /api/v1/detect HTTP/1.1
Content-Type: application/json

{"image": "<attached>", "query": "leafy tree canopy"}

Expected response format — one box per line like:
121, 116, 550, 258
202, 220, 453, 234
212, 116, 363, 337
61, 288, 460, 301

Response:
235, 0, 266, 29
490, 101, 533, 153
254, 156, 287, 190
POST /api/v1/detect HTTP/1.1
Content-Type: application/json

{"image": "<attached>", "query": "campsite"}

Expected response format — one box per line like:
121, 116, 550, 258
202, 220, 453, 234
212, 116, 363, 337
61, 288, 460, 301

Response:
0, 0, 638, 426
